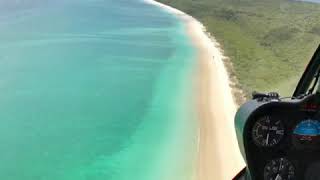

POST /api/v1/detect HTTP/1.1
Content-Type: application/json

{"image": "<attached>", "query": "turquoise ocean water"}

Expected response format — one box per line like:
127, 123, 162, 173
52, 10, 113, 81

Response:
0, 0, 198, 180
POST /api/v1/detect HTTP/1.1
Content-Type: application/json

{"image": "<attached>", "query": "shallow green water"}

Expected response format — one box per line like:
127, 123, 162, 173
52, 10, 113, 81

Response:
0, 0, 198, 179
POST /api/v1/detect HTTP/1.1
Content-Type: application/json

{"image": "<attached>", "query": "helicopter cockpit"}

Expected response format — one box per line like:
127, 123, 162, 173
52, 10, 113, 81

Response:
234, 45, 320, 180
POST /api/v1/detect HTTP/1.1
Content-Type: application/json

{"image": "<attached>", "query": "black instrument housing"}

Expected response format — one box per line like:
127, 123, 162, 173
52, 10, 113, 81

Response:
234, 45, 320, 180
235, 94, 320, 179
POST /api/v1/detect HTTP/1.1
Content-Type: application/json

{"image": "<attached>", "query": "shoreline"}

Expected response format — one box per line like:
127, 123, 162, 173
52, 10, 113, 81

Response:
144, 0, 245, 179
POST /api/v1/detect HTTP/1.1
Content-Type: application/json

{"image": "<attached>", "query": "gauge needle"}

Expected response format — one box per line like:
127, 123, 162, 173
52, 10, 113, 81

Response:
266, 133, 270, 145
275, 159, 283, 180
275, 174, 282, 180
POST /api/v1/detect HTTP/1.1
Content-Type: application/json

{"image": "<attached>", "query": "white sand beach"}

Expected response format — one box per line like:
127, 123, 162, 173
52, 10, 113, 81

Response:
144, 0, 246, 179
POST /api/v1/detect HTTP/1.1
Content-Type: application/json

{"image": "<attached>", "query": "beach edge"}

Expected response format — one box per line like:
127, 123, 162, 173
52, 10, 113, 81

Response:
143, 0, 245, 179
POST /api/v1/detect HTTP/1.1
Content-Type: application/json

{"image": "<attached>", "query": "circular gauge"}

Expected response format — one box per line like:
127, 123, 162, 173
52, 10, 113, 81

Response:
252, 116, 285, 147
264, 158, 295, 180
293, 119, 320, 149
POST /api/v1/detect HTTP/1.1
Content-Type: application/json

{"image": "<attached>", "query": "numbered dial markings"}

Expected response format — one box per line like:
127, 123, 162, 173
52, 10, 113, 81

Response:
264, 158, 295, 180
252, 116, 285, 147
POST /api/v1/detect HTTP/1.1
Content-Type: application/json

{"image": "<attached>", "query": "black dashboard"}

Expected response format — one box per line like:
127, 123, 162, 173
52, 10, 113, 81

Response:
235, 93, 320, 180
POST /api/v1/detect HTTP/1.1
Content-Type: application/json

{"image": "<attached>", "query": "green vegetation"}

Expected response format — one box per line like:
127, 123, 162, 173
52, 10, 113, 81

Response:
157, 0, 320, 98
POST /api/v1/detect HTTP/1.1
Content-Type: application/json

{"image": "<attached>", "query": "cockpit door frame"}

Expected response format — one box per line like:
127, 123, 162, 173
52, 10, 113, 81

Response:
293, 45, 320, 98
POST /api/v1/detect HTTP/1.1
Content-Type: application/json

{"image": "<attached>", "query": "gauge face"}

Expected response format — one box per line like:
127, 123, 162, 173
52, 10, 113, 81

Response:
264, 158, 295, 180
252, 116, 285, 147
292, 119, 320, 149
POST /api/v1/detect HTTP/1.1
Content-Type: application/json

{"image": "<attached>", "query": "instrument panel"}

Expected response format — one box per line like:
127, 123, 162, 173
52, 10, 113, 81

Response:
243, 94, 320, 180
